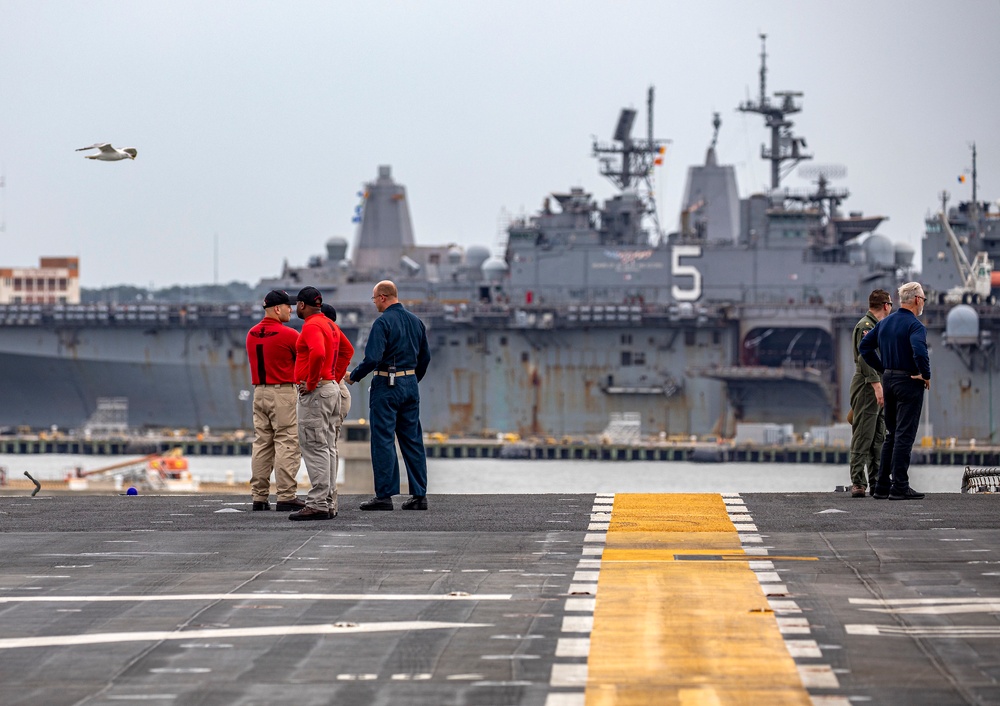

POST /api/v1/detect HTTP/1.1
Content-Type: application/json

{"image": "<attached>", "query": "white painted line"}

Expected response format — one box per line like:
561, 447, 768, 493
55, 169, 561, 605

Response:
759, 584, 789, 596
590, 513, 611, 520
549, 663, 588, 688
809, 697, 852, 705
727, 514, 752, 521
754, 572, 781, 583
567, 583, 597, 595
561, 615, 593, 633
0, 592, 512, 604
776, 617, 811, 634
721, 493, 742, 498
150, 667, 211, 674
583, 533, 607, 543
556, 637, 590, 657
587, 522, 610, 531
850, 597, 1000, 605
769, 599, 802, 613
105, 696, 178, 701
855, 602, 1000, 615
565, 598, 596, 612
797, 664, 839, 689
545, 694, 585, 706
739, 534, 763, 543
0, 621, 489, 650
743, 547, 771, 556
722, 497, 744, 504
784, 639, 822, 658
445, 673, 484, 680
846, 624, 1000, 637
480, 654, 540, 660
748, 561, 775, 570
572, 571, 600, 582
576, 559, 601, 569
733, 523, 758, 532
581, 547, 603, 556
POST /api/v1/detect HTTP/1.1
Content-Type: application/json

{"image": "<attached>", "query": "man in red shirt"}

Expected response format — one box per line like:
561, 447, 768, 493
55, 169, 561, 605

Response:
245, 290, 304, 512
289, 286, 340, 521
322, 303, 355, 510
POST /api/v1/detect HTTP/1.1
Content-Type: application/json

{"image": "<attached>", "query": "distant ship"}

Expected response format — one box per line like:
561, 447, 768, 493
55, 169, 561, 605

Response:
0, 36, 995, 442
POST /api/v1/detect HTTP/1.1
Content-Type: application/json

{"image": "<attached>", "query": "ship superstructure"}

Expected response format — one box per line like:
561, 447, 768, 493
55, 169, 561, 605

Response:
0, 39, 996, 442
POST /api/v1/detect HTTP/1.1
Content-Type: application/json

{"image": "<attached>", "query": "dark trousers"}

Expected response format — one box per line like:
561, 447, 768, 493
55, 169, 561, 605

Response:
368, 375, 428, 498
876, 372, 925, 493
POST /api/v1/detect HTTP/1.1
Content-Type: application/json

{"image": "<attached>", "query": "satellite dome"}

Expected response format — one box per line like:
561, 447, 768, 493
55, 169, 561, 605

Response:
447, 246, 463, 264
466, 245, 490, 269
893, 242, 915, 268
326, 237, 348, 261
945, 304, 979, 345
862, 234, 894, 267
482, 256, 508, 283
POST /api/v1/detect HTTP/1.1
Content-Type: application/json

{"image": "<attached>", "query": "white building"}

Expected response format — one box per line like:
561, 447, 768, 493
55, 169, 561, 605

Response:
0, 257, 80, 304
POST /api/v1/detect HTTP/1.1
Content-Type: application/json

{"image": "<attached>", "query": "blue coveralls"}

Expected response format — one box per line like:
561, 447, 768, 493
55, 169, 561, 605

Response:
350, 303, 431, 498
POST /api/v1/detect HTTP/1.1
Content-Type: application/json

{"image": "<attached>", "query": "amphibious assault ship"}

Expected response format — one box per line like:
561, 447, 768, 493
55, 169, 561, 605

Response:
0, 39, 996, 441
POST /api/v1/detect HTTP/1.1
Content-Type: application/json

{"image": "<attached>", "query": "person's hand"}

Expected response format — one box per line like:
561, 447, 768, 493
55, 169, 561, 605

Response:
912, 374, 930, 390
872, 382, 884, 407
345, 373, 353, 385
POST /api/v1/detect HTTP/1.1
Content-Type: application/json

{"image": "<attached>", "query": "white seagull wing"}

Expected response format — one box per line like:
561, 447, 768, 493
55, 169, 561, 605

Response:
76, 143, 111, 152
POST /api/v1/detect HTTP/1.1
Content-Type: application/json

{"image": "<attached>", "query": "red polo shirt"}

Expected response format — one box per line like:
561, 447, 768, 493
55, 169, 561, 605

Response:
246, 317, 298, 385
295, 313, 336, 391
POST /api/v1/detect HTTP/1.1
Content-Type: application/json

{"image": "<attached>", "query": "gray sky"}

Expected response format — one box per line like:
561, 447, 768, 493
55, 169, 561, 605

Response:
2, 0, 998, 288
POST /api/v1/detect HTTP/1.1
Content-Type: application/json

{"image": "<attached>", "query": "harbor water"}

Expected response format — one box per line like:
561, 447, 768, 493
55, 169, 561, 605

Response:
0, 454, 970, 494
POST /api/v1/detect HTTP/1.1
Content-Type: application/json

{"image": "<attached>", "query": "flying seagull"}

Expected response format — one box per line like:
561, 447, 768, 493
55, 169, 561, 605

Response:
76, 143, 137, 161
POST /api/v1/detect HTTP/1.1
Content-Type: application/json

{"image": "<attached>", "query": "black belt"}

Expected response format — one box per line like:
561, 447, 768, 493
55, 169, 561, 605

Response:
375, 370, 416, 377
884, 369, 918, 375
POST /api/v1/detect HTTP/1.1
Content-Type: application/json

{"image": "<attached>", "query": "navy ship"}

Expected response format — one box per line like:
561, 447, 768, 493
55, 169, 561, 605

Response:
0, 38, 995, 442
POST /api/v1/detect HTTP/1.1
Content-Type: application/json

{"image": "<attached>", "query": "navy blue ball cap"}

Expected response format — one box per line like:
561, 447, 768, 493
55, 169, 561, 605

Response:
296, 286, 323, 307
262, 289, 290, 309
321, 303, 337, 322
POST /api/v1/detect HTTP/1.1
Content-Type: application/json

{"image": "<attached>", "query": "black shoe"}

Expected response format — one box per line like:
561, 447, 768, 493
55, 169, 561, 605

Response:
328, 510, 338, 519
252, 501, 271, 511
401, 495, 427, 511
275, 497, 306, 511
888, 487, 925, 501
289, 506, 333, 521
872, 488, 890, 499
360, 497, 394, 511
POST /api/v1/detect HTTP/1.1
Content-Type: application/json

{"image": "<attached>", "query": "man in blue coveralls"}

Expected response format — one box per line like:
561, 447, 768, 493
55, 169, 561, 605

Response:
346, 280, 431, 511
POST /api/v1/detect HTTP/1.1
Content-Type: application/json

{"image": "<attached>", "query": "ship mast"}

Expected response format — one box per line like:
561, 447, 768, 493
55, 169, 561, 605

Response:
738, 33, 812, 189
592, 86, 669, 240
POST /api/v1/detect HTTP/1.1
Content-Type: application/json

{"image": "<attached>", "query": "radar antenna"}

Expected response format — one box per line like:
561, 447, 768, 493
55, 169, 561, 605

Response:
738, 34, 812, 189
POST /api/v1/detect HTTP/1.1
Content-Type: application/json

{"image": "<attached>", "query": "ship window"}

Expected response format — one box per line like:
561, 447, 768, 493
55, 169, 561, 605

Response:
685, 330, 696, 346
47, 278, 56, 289
521, 351, 529, 362
450, 339, 460, 346
621, 351, 633, 366
621, 333, 633, 345
25, 279, 34, 291
713, 331, 720, 345
59, 279, 67, 291
500, 336, 507, 346
13, 278, 22, 289
634, 351, 646, 365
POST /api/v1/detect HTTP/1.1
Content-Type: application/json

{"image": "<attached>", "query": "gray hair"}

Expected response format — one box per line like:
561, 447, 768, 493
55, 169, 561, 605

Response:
898, 281, 924, 304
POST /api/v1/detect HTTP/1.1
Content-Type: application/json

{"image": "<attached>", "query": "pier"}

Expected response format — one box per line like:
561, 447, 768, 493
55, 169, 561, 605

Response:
2, 427, 998, 467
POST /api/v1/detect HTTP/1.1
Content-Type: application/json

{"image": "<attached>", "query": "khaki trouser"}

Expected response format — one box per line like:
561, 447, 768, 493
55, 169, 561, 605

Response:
325, 380, 352, 508
298, 382, 341, 512
251, 385, 300, 501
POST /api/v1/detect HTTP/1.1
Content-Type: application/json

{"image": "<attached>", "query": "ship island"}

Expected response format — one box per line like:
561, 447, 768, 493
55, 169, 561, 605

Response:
0, 38, 997, 450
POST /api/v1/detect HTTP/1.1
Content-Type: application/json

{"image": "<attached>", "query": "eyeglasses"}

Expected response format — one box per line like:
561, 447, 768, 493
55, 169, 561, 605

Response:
371, 294, 384, 301
915, 295, 926, 302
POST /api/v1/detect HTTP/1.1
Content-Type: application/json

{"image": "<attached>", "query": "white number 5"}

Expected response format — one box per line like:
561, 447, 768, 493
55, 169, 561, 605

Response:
671, 245, 702, 302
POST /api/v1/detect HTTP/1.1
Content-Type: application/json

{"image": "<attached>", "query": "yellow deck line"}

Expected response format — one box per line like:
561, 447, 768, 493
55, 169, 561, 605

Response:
586, 494, 811, 705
